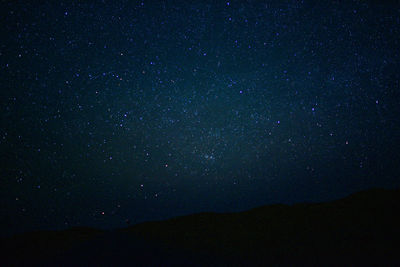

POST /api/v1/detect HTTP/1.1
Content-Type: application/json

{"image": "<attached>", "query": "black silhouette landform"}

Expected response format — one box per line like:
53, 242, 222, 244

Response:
2, 187, 399, 266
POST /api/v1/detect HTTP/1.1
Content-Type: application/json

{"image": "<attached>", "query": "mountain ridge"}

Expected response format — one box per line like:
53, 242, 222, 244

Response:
2, 187, 400, 266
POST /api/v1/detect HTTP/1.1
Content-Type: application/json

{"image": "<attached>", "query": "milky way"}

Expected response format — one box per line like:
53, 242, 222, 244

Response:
1, 1, 400, 235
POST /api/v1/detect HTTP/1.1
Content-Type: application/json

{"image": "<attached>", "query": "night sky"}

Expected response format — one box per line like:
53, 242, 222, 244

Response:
1, 1, 400, 235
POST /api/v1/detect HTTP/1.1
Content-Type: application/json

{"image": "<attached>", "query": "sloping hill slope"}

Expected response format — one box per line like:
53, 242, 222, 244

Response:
2, 188, 400, 266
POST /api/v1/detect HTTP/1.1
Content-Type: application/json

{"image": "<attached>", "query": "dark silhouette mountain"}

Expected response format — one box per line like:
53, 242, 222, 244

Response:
2, 188, 400, 266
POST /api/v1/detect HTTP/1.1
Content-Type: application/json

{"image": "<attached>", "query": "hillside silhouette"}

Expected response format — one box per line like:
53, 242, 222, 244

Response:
2, 187, 400, 266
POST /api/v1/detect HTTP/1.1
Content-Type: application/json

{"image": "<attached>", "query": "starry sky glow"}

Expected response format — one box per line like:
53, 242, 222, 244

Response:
1, 1, 400, 235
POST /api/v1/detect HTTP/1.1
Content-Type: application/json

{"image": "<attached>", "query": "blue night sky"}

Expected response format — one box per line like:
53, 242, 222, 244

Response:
1, 1, 400, 235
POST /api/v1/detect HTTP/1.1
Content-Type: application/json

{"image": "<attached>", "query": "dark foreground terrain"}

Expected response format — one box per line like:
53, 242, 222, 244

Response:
2, 188, 400, 266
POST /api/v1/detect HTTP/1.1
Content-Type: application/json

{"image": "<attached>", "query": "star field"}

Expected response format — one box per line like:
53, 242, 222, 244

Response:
1, 1, 400, 235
